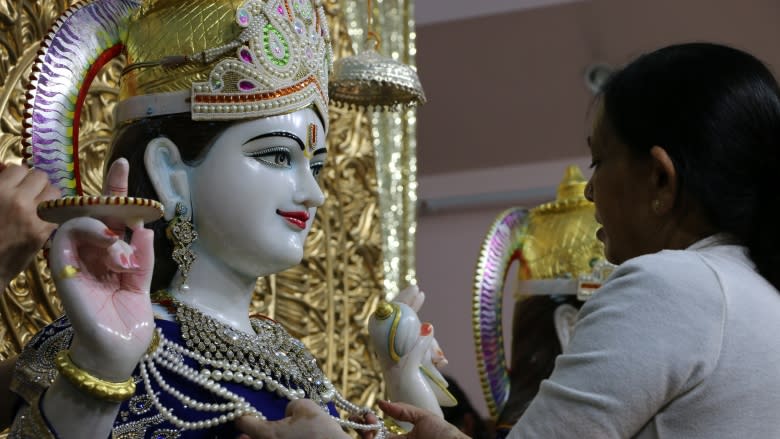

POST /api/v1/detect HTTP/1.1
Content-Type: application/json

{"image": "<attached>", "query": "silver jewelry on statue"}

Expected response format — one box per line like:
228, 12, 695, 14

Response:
165, 202, 197, 291
140, 300, 387, 436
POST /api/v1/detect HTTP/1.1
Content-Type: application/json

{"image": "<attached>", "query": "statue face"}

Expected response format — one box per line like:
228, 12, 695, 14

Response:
188, 107, 326, 277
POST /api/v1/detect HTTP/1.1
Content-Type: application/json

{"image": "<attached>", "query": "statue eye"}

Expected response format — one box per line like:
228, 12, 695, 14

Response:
270, 151, 291, 166
311, 161, 324, 180
248, 147, 292, 168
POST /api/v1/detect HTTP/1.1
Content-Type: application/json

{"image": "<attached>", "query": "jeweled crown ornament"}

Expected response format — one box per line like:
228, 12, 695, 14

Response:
472, 165, 613, 418
118, 0, 333, 127
328, 0, 425, 110
23, 0, 332, 223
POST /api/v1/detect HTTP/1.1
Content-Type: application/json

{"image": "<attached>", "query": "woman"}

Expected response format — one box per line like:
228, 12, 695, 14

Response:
6, 0, 383, 437
382, 42, 780, 438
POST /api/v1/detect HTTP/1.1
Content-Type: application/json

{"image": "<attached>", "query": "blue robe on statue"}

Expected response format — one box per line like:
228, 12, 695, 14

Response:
11, 316, 338, 438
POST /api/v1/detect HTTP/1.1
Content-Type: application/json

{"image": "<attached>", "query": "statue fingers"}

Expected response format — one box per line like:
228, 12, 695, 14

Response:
121, 225, 155, 293
50, 217, 121, 279
101, 158, 130, 235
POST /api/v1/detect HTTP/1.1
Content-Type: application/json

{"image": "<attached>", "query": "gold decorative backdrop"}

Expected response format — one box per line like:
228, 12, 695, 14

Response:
0, 0, 419, 432
342, 0, 418, 300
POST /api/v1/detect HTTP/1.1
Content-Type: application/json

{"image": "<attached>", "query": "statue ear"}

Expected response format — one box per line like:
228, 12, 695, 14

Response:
553, 303, 579, 351
144, 137, 191, 220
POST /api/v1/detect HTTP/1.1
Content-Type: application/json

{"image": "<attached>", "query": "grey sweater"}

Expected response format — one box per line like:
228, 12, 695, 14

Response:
508, 236, 780, 438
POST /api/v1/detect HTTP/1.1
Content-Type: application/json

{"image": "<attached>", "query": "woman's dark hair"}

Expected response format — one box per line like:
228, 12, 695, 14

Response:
601, 42, 780, 290
497, 296, 582, 426
440, 375, 490, 439
106, 114, 233, 292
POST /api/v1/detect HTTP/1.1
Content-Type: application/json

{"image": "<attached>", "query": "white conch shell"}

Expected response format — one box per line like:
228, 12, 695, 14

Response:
368, 286, 457, 430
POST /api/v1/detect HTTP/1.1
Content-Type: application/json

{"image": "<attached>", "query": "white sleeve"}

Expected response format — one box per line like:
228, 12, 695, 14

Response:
507, 252, 724, 438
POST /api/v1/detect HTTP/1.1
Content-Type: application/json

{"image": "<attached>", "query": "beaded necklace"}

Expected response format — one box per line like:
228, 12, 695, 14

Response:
142, 293, 387, 436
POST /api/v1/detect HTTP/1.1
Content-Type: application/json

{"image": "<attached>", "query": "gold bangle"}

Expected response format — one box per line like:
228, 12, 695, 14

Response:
54, 350, 136, 403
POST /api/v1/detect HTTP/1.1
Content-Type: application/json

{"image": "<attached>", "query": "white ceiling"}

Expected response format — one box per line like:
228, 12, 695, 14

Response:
415, 0, 584, 26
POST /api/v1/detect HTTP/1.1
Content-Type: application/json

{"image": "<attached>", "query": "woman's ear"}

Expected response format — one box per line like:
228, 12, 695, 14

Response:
144, 137, 191, 220
553, 303, 579, 350
648, 145, 678, 215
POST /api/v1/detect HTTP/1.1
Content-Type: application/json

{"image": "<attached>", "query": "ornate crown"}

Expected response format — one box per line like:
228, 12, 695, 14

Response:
24, 0, 332, 196
118, 0, 332, 126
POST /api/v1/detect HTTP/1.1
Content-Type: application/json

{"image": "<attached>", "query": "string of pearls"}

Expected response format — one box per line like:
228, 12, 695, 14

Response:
141, 329, 387, 437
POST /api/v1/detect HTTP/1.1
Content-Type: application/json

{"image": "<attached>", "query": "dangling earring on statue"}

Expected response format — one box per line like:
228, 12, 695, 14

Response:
166, 202, 198, 292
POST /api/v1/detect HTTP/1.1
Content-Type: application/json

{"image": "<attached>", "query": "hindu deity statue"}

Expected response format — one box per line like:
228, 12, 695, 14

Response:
471, 165, 614, 438
6, 0, 393, 437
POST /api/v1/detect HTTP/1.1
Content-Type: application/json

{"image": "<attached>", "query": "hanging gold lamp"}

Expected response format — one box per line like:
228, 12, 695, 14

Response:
329, 0, 426, 110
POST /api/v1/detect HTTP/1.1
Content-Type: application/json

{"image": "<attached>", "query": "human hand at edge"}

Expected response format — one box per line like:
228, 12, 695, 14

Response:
349, 409, 380, 439
0, 163, 59, 285
235, 399, 351, 439
378, 400, 469, 439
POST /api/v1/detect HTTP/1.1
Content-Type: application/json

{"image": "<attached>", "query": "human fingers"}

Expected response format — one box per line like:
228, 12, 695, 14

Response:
0, 164, 29, 189
283, 398, 324, 418
16, 168, 52, 199
377, 401, 427, 425
234, 415, 275, 439
348, 412, 378, 439
35, 179, 62, 204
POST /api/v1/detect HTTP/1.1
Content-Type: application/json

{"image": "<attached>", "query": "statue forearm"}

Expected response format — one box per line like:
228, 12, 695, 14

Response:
39, 376, 121, 439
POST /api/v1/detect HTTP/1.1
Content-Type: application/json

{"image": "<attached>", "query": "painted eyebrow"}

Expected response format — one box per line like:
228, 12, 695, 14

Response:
312, 147, 327, 156
243, 131, 305, 151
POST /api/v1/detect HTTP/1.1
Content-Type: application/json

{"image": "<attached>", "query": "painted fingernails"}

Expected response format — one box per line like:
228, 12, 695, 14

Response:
108, 242, 140, 271
130, 254, 140, 269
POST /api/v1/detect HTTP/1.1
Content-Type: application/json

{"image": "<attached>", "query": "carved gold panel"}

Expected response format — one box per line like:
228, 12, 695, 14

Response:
0, 0, 384, 434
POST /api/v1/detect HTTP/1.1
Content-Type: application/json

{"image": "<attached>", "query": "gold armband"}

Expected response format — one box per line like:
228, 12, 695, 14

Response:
54, 350, 136, 403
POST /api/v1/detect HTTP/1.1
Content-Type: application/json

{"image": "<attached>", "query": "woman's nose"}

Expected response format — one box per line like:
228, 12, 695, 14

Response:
584, 179, 594, 202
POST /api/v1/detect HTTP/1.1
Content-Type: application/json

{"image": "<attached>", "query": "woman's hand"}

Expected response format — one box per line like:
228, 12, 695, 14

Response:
349, 410, 380, 439
48, 159, 155, 380
235, 399, 351, 439
378, 400, 469, 439
0, 163, 58, 286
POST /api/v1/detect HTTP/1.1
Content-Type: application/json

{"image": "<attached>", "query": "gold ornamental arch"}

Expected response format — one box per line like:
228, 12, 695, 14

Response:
0, 1, 396, 433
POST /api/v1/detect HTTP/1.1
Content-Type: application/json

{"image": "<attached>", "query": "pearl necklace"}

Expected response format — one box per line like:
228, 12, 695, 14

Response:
139, 300, 387, 437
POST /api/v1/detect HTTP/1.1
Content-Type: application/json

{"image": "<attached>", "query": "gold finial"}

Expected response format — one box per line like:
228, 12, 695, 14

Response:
523, 164, 603, 280
556, 165, 588, 202
375, 301, 395, 320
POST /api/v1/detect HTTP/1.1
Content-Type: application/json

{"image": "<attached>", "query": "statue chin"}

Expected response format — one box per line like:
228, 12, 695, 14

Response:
368, 286, 457, 431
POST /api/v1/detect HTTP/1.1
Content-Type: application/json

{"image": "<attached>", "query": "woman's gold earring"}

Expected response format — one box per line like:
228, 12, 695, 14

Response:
652, 199, 662, 213
166, 202, 198, 291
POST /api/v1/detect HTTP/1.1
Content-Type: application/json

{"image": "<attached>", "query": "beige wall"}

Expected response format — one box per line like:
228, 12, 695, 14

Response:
414, 0, 780, 419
